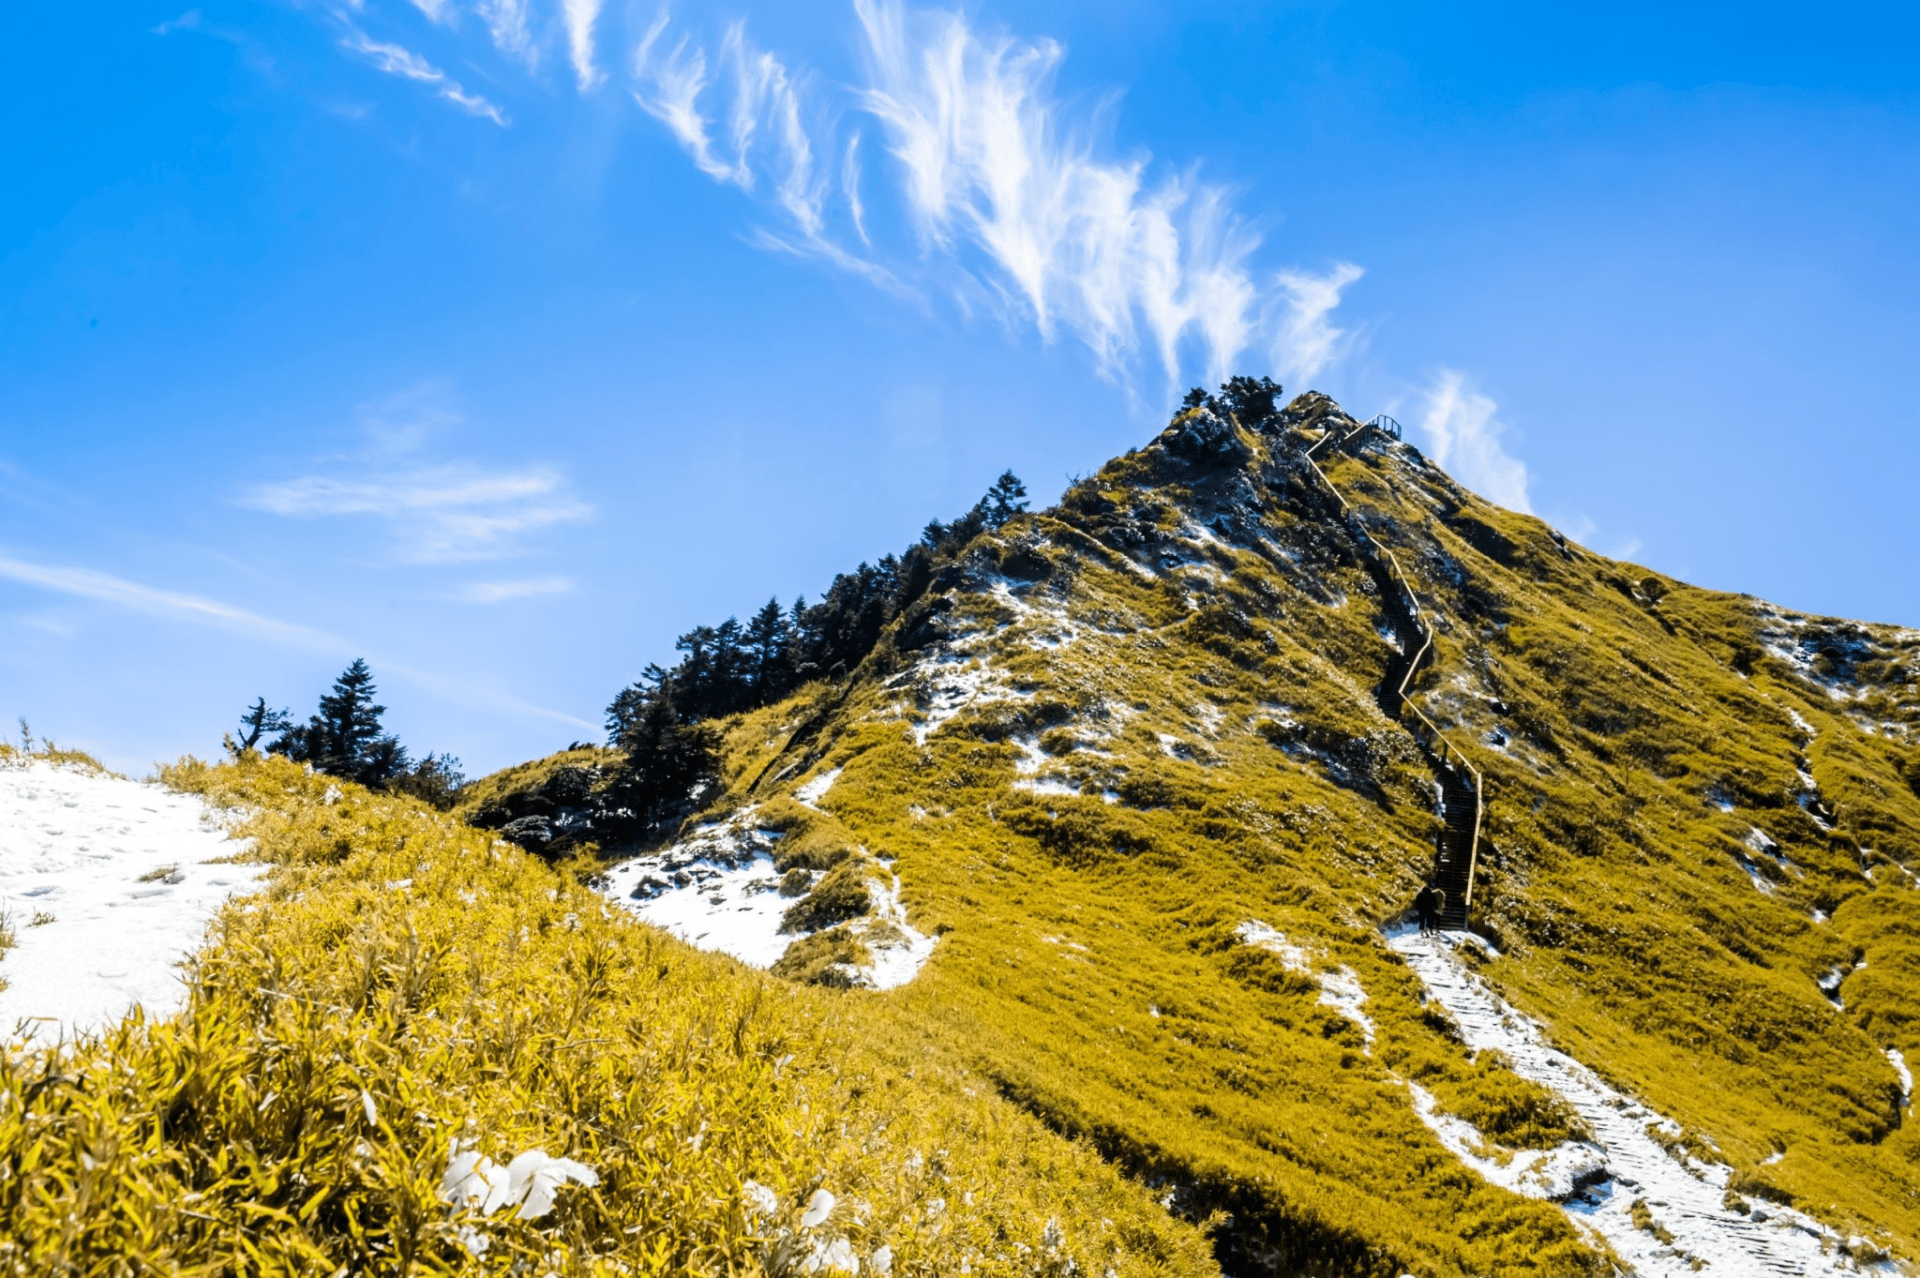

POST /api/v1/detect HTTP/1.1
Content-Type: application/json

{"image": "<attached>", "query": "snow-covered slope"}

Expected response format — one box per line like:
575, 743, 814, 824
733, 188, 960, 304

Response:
0, 760, 261, 1042
594, 764, 937, 989
1389, 926, 1890, 1275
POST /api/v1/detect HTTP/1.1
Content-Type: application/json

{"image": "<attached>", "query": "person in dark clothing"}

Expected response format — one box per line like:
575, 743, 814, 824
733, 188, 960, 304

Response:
1413, 883, 1437, 935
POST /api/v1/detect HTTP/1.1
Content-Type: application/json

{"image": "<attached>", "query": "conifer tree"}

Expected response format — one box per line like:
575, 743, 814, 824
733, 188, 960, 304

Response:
231, 697, 291, 755
981, 470, 1029, 528
1217, 375, 1283, 426
602, 463, 1031, 831
272, 658, 410, 786
745, 598, 791, 697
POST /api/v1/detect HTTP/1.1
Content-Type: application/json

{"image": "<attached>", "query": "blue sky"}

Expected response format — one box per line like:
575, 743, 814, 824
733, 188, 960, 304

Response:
3, 1, 1917, 776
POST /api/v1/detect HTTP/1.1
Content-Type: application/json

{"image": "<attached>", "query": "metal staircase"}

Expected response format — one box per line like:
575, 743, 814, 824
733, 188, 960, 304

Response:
1434, 775, 1479, 929
1300, 418, 1484, 930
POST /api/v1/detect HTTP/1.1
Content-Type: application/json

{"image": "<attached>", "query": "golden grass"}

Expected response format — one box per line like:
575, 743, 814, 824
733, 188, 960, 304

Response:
0, 754, 1216, 1277
534, 398, 1919, 1271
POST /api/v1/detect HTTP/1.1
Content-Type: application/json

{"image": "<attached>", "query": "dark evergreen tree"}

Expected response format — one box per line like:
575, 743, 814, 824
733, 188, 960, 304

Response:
388, 752, 466, 809
231, 697, 291, 754
1218, 375, 1283, 426
602, 465, 1032, 835
980, 470, 1029, 529
607, 691, 717, 830
272, 659, 410, 787
1181, 385, 1213, 410
745, 598, 792, 697
711, 617, 749, 714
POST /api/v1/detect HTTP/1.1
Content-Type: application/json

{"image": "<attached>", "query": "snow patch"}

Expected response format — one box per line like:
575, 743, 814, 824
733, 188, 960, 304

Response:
907, 652, 1030, 747
0, 760, 263, 1043
1889, 1048, 1912, 1116
1387, 927, 1866, 1276
850, 873, 938, 991
1009, 736, 1082, 798
795, 767, 841, 809
1745, 827, 1788, 868
1406, 1081, 1606, 1201
596, 806, 935, 990
598, 810, 792, 969
1236, 919, 1373, 1045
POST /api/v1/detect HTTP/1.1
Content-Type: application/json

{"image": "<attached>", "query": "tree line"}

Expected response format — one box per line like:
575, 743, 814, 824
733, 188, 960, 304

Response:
231, 658, 464, 807
602, 469, 1028, 830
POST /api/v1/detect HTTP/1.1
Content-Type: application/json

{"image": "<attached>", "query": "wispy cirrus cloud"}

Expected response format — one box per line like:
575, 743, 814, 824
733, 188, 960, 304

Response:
1271, 262, 1366, 388
309, 3, 1380, 403
245, 463, 591, 564
1416, 370, 1533, 513
341, 28, 508, 125
0, 553, 348, 654
303, 2, 1367, 394
0, 551, 597, 729
450, 577, 575, 604
561, 0, 605, 88
624, 1, 1365, 394
475, 0, 536, 69
631, 17, 755, 188
241, 393, 592, 564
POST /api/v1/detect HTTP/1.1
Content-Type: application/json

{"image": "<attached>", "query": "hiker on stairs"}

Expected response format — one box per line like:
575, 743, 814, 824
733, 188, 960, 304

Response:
1414, 883, 1438, 935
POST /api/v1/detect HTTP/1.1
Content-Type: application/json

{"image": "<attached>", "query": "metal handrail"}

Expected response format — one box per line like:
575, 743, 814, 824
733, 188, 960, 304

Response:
1301, 424, 1483, 919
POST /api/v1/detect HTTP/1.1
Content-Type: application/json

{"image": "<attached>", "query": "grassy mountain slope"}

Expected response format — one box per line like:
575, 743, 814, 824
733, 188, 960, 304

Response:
1, 754, 1216, 1276
552, 392, 1920, 1274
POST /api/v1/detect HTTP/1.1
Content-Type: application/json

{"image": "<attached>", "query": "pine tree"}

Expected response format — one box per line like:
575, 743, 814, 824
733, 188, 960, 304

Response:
980, 470, 1029, 530
388, 752, 466, 809
1218, 375, 1283, 426
745, 598, 792, 697
607, 691, 717, 830
272, 659, 407, 786
711, 617, 749, 714
231, 697, 291, 755
315, 659, 387, 773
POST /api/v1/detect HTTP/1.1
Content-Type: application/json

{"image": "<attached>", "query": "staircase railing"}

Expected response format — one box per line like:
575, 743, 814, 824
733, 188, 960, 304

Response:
1301, 422, 1484, 923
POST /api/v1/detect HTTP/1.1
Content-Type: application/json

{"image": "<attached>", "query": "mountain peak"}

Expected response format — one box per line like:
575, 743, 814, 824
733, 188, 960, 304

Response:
457, 383, 1920, 1274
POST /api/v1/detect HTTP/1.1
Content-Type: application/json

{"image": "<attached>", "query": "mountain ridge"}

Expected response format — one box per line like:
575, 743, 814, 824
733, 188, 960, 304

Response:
524, 387, 1920, 1273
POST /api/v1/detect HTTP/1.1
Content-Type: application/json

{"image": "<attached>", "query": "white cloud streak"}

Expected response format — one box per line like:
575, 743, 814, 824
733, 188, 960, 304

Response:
842, 131, 870, 244
0, 554, 349, 654
244, 463, 592, 564
342, 29, 508, 125
1416, 370, 1533, 513
476, 0, 537, 69
1271, 262, 1364, 387
451, 577, 576, 604
633, 16, 737, 182
561, 0, 604, 88
628, 1, 1358, 397
319, 3, 1387, 404
853, 0, 1267, 385
0, 552, 597, 730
